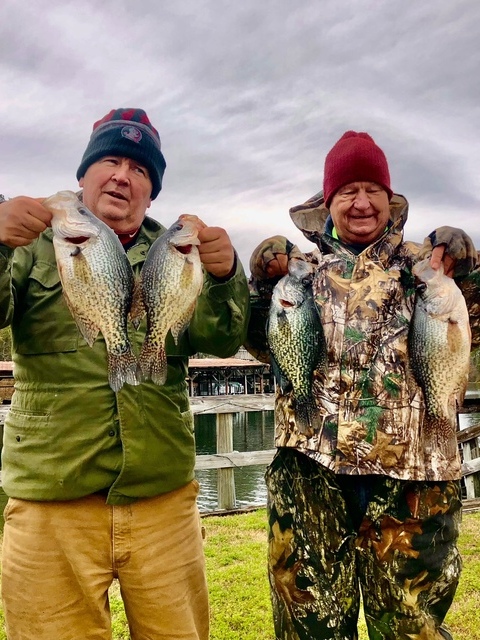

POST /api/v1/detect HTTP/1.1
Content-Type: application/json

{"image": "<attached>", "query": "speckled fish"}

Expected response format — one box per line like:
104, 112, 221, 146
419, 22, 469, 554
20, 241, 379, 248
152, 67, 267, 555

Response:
409, 258, 471, 436
43, 190, 140, 392
139, 216, 204, 385
267, 259, 326, 434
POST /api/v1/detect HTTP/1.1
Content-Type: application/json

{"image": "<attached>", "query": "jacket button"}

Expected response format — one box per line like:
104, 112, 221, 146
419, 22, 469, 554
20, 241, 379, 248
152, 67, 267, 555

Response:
108, 430, 115, 437
16, 435, 21, 442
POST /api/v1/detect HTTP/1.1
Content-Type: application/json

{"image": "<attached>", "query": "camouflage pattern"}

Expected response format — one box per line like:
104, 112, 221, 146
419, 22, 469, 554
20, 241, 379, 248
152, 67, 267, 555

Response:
246, 192, 479, 482
266, 448, 461, 640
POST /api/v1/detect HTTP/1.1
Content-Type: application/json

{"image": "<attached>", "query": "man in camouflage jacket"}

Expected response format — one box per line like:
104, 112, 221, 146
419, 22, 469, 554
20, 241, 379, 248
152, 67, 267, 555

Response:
246, 131, 479, 639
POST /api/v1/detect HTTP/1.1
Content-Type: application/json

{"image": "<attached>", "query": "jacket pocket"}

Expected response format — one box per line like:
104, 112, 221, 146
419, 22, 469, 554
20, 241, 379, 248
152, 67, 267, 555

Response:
3, 409, 51, 461
14, 261, 79, 354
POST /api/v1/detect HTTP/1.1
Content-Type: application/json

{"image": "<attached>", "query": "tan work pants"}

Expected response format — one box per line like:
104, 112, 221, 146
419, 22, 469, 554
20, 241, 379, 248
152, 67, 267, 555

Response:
1, 480, 209, 640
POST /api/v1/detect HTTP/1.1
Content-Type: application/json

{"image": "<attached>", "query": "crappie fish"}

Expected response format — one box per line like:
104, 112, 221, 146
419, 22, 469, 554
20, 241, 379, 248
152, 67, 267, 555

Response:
43, 190, 140, 392
409, 258, 471, 446
267, 259, 326, 435
139, 216, 204, 385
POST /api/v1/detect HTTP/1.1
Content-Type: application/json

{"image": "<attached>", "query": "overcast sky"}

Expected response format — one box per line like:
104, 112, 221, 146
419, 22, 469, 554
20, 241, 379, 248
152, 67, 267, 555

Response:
1, 0, 479, 272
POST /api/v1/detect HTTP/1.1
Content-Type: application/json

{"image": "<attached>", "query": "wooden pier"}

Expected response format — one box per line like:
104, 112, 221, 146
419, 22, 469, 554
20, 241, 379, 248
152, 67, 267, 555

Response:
0, 393, 480, 514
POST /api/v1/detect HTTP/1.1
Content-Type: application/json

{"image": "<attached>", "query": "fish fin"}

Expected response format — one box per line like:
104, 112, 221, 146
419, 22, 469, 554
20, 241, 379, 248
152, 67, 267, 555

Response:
74, 315, 100, 347
171, 306, 196, 344
423, 415, 458, 460
60, 290, 99, 346
129, 275, 145, 330
270, 357, 291, 394
108, 349, 141, 392
139, 337, 168, 385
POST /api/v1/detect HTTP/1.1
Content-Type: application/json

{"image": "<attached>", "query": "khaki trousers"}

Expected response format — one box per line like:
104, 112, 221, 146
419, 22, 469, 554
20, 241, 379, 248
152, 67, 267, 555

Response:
1, 480, 209, 640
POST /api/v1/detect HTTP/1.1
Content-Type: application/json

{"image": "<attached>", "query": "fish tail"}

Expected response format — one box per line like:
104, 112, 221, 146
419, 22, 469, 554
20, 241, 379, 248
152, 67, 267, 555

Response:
108, 348, 141, 392
139, 337, 168, 386
295, 396, 318, 436
423, 415, 458, 459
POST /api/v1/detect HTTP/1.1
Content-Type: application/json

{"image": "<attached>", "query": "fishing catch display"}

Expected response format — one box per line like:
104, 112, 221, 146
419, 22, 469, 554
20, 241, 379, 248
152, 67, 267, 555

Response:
43, 191, 204, 392
267, 259, 326, 435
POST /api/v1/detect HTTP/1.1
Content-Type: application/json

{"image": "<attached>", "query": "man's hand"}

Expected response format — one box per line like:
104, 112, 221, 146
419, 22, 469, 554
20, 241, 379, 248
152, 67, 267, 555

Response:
179, 214, 235, 279
0, 196, 51, 248
426, 226, 477, 279
179, 213, 235, 278
198, 226, 235, 278
430, 245, 455, 278
249, 235, 291, 280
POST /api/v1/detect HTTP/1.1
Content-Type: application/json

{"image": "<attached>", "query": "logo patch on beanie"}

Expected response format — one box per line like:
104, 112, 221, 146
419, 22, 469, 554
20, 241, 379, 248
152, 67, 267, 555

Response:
121, 126, 142, 144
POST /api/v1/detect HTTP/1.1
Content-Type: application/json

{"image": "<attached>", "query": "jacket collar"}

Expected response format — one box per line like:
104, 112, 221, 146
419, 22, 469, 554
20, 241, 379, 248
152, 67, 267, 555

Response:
289, 190, 409, 259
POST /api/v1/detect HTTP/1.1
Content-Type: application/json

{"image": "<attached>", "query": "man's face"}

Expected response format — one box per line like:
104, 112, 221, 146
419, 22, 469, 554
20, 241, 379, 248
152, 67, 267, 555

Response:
329, 181, 390, 245
79, 156, 152, 233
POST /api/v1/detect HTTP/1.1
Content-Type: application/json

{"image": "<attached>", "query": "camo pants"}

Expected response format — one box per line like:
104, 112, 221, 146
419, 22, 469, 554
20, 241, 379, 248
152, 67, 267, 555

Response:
265, 448, 462, 640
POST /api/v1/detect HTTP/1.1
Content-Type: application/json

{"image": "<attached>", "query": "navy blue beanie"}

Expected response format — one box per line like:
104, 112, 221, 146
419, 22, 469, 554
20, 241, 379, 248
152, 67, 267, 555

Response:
76, 108, 166, 199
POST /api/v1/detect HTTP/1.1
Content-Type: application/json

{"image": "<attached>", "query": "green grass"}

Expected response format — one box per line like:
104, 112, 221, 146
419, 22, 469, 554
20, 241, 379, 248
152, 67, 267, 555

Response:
0, 509, 479, 639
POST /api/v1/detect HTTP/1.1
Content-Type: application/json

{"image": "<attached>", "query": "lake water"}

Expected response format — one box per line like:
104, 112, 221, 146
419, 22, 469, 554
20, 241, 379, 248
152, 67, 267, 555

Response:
194, 410, 274, 512
194, 399, 480, 512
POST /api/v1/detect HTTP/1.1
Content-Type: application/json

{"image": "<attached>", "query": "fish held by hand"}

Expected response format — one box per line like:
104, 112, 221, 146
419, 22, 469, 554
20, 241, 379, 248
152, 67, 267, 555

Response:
43, 190, 141, 392
139, 217, 204, 385
267, 259, 326, 435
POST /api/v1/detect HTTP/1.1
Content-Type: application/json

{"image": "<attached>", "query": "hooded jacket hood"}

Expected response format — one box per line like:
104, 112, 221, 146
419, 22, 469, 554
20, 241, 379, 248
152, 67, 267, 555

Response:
289, 190, 409, 248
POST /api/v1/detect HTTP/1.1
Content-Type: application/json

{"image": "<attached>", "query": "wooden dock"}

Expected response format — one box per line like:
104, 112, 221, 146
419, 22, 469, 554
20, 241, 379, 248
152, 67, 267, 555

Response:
189, 393, 274, 414
1, 394, 480, 514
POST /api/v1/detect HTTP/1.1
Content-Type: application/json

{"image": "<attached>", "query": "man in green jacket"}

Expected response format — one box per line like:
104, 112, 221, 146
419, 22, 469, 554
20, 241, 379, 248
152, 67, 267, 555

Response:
0, 108, 250, 640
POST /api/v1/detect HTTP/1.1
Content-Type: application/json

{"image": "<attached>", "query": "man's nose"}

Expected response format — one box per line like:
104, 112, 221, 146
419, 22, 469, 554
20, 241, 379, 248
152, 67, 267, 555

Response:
111, 161, 130, 183
353, 191, 370, 209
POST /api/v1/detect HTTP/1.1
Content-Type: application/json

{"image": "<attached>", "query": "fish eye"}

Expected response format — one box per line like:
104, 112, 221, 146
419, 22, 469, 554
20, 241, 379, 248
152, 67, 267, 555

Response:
174, 223, 183, 231
78, 207, 89, 216
416, 283, 427, 293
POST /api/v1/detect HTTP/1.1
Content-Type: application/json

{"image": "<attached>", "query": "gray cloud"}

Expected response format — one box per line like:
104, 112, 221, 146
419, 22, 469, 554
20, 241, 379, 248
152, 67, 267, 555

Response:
1, 0, 479, 271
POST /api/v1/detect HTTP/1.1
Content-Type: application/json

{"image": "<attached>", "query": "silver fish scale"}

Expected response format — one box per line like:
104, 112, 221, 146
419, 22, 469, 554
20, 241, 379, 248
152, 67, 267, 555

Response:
409, 259, 471, 420
142, 242, 202, 343
140, 222, 203, 384
45, 190, 139, 392
268, 268, 326, 403
55, 230, 134, 353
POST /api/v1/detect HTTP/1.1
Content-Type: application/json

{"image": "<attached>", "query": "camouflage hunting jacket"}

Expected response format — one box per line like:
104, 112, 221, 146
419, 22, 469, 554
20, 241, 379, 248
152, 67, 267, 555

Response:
246, 192, 480, 482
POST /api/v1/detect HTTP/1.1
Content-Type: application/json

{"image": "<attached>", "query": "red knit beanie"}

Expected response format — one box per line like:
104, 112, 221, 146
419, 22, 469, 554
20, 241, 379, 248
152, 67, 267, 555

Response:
323, 131, 392, 208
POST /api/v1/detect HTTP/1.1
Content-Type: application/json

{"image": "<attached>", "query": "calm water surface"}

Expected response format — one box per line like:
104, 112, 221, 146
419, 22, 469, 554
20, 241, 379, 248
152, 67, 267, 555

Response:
194, 410, 274, 512
194, 395, 480, 511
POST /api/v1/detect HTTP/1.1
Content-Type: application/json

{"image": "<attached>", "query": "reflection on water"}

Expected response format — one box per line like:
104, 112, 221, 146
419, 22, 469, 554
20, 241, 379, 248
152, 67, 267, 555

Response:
194, 399, 480, 511
459, 412, 480, 430
194, 411, 274, 512
460, 384, 480, 430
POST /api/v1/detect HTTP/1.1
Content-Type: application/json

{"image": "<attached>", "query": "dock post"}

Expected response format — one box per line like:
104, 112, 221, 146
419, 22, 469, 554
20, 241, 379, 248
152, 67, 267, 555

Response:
216, 412, 236, 510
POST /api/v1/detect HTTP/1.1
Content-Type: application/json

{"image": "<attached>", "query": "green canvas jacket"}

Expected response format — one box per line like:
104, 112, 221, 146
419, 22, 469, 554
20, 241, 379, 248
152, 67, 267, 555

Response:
0, 216, 250, 504
247, 192, 480, 482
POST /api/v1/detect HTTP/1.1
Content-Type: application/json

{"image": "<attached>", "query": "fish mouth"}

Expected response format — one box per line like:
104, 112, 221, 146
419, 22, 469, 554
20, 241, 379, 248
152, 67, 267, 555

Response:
65, 236, 90, 244
177, 244, 194, 255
